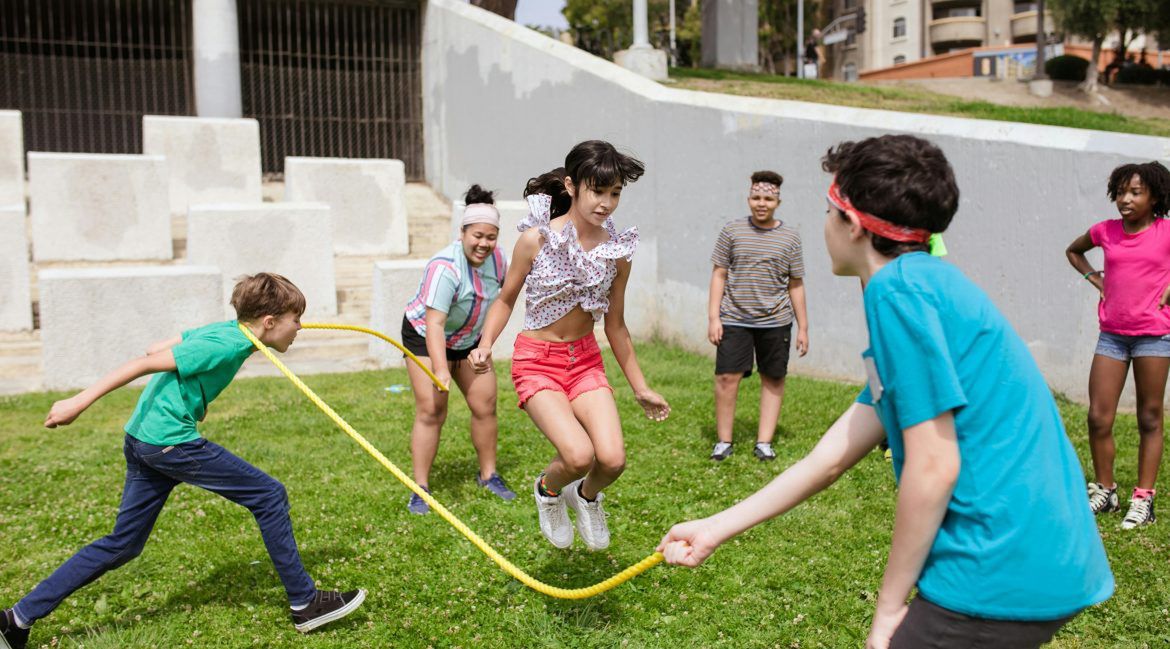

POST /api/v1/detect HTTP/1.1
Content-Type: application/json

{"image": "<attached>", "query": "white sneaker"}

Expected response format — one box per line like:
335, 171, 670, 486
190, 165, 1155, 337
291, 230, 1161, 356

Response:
1121, 493, 1156, 529
564, 479, 610, 551
533, 475, 573, 548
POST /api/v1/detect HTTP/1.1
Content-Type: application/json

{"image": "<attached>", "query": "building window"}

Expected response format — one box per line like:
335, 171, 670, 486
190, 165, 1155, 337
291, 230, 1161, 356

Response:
843, 0, 857, 9
846, 30, 856, 47
893, 17, 906, 38
894, 55, 907, 65
1014, 2, 1038, 12
843, 62, 858, 81
935, 7, 979, 18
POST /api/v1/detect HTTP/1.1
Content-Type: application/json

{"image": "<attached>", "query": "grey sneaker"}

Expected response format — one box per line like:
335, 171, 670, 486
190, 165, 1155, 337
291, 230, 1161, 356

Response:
710, 441, 733, 461
291, 589, 367, 633
564, 479, 610, 551
1121, 493, 1156, 529
1087, 482, 1120, 514
477, 473, 517, 501
533, 475, 573, 548
407, 486, 431, 515
753, 442, 777, 461
1, 609, 29, 649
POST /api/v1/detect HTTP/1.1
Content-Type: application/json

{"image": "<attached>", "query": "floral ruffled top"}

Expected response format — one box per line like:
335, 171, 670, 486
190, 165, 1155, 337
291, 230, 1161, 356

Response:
518, 194, 639, 330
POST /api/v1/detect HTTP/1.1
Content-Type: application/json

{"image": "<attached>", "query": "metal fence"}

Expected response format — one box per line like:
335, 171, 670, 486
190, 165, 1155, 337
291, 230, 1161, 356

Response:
238, 0, 423, 178
0, 0, 194, 155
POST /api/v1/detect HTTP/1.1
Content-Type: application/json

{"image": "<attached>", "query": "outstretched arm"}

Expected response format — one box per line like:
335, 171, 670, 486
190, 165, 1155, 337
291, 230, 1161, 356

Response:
657, 402, 885, 565
604, 258, 670, 421
470, 231, 539, 372
45, 350, 178, 428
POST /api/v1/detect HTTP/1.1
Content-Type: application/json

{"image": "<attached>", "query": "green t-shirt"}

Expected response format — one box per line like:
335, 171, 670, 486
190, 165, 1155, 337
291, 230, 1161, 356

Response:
124, 320, 256, 446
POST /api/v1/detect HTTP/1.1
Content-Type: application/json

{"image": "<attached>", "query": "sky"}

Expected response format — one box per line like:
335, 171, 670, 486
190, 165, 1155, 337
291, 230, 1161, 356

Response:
514, 0, 569, 29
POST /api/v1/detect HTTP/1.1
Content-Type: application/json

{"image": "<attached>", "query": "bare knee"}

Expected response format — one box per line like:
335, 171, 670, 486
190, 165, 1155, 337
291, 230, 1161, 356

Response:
469, 396, 497, 421
561, 445, 595, 477
595, 448, 626, 476
1137, 407, 1164, 435
1087, 408, 1116, 436
416, 400, 448, 428
715, 374, 741, 390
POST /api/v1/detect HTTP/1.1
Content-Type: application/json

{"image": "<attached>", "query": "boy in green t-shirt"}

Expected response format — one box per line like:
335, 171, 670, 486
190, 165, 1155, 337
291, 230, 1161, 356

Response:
1, 274, 366, 649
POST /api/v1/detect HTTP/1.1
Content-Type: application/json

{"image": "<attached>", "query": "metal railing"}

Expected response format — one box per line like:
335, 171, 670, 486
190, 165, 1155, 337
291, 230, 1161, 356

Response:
0, 0, 194, 155
238, 0, 423, 178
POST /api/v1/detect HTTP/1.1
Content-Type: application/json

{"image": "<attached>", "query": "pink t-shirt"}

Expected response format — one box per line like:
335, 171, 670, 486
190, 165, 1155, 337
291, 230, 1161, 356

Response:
1090, 218, 1170, 336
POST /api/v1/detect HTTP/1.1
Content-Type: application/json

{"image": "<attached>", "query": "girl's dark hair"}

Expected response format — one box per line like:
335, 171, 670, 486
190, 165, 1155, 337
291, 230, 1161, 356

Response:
1107, 161, 1170, 218
464, 184, 495, 205
750, 170, 784, 187
565, 140, 645, 191
524, 167, 572, 217
822, 135, 959, 257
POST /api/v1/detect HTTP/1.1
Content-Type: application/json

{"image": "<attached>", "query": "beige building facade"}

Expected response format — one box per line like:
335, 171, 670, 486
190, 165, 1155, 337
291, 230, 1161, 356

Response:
824, 0, 1065, 80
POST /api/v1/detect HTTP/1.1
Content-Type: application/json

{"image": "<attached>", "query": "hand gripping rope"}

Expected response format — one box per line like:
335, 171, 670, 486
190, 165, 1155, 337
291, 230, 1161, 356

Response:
239, 322, 664, 600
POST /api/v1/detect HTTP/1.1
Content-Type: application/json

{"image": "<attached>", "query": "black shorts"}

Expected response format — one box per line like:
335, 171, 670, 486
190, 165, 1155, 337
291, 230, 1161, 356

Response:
889, 597, 1074, 649
400, 316, 477, 362
715, 323, 791, 379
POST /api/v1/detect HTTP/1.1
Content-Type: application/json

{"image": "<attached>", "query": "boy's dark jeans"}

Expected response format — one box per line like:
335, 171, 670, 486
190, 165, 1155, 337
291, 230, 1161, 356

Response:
14, 435, 316, 623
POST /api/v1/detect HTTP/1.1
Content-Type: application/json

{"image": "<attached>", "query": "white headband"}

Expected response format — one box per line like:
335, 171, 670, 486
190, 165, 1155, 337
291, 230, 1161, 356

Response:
462, 203, 500, 228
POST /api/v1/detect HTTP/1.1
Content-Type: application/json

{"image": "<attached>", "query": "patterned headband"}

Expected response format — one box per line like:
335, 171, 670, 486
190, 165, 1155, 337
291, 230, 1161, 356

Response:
750, 182, 781, 197
826, 177, 931, 244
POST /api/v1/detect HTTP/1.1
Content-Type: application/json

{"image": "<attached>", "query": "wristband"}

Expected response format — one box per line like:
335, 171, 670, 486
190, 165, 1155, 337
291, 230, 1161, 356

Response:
1082, 270, 1101, 280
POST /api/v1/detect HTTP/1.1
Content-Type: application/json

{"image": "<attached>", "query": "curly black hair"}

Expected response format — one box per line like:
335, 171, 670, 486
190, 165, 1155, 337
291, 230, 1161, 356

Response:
463, 184, 495, 205
1107, 161, 1170, 218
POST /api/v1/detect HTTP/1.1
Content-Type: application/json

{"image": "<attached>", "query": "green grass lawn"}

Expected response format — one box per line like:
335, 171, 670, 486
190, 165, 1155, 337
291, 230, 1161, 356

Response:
667, 67, 1170, 139
1, 342, 1167, 648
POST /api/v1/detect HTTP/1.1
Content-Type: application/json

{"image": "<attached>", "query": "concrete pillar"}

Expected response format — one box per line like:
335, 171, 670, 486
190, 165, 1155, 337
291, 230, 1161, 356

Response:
701, 0, 759, 71
615, 0, 668, 80
193, 0, 243, 118
632, 0, 650, 48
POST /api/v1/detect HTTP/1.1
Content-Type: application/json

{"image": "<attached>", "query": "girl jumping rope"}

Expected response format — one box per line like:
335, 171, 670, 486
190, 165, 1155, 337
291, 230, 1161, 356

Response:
1066, 160, 1170, 529
470, 140, 670, 551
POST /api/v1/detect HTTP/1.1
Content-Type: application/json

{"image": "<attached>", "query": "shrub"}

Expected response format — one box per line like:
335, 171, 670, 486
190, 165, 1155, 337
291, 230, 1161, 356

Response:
1045, 55, 1090, 81
1115, 65, 1158, 85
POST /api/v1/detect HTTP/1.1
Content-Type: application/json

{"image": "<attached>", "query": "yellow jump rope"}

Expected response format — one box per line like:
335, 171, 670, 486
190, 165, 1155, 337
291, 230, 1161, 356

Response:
239, 322, 664, 600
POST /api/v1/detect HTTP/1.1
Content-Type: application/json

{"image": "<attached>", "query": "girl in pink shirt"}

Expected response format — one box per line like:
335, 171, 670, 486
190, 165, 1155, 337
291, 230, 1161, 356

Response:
470, 140, 670, 552
1066, 161, 1170, 529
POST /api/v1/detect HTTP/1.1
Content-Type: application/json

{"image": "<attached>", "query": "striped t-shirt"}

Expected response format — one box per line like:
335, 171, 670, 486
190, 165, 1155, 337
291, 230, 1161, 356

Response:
711, 217, 804, 327
405, 240, 507, 350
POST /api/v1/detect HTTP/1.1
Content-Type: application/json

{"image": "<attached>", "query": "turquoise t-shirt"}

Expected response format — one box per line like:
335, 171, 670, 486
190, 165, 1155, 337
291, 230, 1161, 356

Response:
124, 320, 256, 446
856, 253, 1113, 621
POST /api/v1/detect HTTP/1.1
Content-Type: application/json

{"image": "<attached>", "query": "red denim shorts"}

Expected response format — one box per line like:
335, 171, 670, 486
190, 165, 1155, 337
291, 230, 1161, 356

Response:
510, 332, 611, 408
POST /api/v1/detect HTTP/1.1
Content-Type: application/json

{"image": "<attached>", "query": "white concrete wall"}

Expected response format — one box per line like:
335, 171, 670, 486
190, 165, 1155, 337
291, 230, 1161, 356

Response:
186, 203, 337, 318
28, 153, 171, 262
39, 266, 223, 390
0, 111, 23, 206
423, 0, 1170, 405
143, 115, 262, 215
285, 157, 409, 255
450, 199, 529, 255
0, 204, 32, 332
370, 259, 522, 367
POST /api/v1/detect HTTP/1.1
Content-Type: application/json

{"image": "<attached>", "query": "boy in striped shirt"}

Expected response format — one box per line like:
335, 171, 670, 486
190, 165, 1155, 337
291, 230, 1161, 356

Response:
707, 171, 809, 461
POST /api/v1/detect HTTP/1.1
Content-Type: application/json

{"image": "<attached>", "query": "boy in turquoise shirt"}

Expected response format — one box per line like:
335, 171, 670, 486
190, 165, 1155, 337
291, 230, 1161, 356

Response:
658, 136, 1113, 649
1, 274, 366, 649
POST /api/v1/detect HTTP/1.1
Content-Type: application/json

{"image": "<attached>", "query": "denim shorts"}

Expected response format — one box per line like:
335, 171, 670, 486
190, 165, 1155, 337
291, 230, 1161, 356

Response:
1095, 331, 1170, 362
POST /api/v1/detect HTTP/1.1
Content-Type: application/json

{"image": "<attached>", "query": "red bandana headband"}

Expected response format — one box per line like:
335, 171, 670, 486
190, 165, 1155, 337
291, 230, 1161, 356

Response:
826, 178, 931, 244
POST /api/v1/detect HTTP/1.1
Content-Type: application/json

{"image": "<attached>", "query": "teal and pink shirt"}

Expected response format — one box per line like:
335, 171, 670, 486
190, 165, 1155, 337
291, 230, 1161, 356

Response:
405, 240, 507, 350
1090, 218, 1170, 336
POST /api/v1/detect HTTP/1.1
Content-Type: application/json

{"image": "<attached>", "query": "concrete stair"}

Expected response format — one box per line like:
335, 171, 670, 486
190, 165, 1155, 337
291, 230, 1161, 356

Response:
0, 182, 453, 394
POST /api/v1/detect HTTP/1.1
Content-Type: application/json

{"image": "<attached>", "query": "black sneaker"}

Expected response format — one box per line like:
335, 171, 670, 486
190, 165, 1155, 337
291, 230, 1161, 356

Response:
1, 609, 29, 649
291, 589, 367, 633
